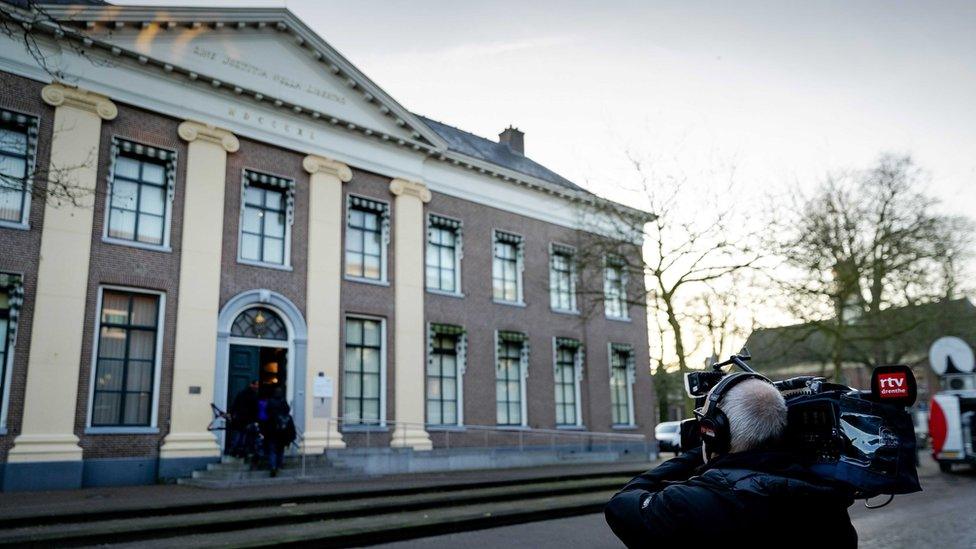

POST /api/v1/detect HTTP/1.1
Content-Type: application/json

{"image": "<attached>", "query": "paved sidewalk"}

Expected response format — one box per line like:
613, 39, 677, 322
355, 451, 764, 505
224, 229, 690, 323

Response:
0, 460, 658, 521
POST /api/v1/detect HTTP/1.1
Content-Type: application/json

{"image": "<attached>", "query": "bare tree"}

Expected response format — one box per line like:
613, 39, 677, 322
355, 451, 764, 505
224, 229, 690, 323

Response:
1, 0, 109, 210
767, 153, 973, 382
574, 152, 762, 414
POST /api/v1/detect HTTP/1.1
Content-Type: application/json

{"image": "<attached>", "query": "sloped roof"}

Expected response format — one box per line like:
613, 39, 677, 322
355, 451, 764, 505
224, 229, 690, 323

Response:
418, 116, 588, 194
744, 298, 976, 372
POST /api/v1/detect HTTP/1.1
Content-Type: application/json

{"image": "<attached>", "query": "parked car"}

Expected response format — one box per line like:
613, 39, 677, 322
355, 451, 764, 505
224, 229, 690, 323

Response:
655, 420, 682, 454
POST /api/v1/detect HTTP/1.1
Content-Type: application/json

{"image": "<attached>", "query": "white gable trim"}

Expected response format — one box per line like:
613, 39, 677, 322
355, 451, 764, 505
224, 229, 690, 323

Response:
41, 5, 448, 151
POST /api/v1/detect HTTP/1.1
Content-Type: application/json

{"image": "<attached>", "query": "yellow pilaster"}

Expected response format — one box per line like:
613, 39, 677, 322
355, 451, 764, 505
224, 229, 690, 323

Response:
388, 178, 433, 450
159, 121, 239, 461
302, 154, 350, 452
7, 84, 116, 465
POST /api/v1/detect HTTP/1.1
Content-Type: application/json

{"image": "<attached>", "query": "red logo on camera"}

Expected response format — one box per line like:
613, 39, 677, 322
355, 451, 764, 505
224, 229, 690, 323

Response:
878, 372, 908, 398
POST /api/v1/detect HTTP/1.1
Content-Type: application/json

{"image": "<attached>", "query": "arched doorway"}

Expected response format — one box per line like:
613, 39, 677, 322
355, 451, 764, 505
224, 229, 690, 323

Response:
228, 307, 289, 410
215, 290, 308, 449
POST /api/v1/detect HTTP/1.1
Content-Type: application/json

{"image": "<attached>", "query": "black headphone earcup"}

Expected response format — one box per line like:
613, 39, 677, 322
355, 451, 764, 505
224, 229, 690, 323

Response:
711, 410, 730, 455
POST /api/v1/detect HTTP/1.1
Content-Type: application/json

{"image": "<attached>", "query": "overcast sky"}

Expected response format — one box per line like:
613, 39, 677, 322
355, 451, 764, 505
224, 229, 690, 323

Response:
118, 0, 976, 215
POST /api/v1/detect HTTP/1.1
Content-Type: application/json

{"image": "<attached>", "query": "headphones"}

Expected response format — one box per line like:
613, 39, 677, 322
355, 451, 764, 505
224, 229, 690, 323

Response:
694, 372, 774, 457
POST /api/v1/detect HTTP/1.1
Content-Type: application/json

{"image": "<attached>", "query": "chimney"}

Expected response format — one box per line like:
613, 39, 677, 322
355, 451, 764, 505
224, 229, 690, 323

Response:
499, 126, 524, 155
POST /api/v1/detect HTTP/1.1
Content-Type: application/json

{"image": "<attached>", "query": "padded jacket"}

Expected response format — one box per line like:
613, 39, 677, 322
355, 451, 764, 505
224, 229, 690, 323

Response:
605, 447, 857, 547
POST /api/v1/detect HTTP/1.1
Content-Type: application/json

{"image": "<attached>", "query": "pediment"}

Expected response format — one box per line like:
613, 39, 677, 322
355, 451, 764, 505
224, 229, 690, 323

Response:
45, 6, 445, 149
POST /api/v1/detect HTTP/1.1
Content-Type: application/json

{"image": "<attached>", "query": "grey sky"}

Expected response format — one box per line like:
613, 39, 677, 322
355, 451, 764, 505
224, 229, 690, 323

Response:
120, 0, 976, 214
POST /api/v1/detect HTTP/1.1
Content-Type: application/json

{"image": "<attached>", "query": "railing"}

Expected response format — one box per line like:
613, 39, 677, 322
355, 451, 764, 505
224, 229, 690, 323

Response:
216, 410, 651, 478
308, 416, 649, 456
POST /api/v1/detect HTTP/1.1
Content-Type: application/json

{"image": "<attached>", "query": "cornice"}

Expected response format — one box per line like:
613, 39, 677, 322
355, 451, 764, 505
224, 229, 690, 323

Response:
303, 154, 352, 182
39, 5, 447, 151
389, 178, 432, 204
16, 5, 653, 225
40, 83, 117, 120
178, 121, 240, 153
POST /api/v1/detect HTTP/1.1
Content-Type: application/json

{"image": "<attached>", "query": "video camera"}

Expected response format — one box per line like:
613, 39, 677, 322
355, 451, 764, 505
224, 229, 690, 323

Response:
679, 349, 921, 499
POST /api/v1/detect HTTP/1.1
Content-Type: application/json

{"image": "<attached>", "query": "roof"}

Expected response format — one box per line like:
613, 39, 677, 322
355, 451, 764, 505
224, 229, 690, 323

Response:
744, 298, 976, 372
417, 116, 589, 194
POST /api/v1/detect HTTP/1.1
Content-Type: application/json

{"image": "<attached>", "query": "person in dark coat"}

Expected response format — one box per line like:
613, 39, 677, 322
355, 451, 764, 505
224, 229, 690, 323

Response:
605, 376, 857, 547
227, 379, 259, 457
260, 386, 295, 477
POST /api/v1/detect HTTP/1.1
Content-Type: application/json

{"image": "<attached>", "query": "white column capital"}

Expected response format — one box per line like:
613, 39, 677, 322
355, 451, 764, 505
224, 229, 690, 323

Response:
389, 178, 431, 203
41, 83, 117, 120
178, 120, 240, 153
303, 154, 352, 182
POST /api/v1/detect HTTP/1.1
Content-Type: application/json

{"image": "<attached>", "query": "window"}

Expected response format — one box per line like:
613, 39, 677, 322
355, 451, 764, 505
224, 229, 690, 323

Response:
554, 338, 582, 427
240, 170, 293, 266
605, 256, 629, 319
610, 344, 635, 426
496, 331, 527, 426
493, 231, 523, 303
0, 273, 23, 427
346, 196, 389, 281
427, 324, 465, 426
426, 215, 462, 293
550, 244, 577, 312
343, 317, 384, 425
0, 110, 37, 226
106, 140, 176, 247
91, 289, 161, 427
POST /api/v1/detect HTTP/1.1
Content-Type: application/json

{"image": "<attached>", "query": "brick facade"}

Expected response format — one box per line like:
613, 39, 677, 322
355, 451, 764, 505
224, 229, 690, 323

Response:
0, 71, 654, 473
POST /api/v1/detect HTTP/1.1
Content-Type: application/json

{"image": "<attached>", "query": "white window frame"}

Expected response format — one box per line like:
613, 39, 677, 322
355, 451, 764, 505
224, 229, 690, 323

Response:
426, 323, 466, 427
101, 137, 177, 252
236, 169, 295, 270
0, 272, 23, 434
492, 229, 525, 306
549, 243, 578, 314
604, 254, 630, 321
553, 337, 584, 428
344, 194, 391, 285
85, 285, 166, 434
425, 213, 464, 297
342, 314, 388, 429
0, 109, 39, 231
494, 330, 529, 427
608, 342, 636, 427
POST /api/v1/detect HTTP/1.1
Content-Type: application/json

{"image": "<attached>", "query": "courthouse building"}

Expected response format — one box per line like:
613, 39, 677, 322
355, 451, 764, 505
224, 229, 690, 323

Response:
0, 2, 654, 491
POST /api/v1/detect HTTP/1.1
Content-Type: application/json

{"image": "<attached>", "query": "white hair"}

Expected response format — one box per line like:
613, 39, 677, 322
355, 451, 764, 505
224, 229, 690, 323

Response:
717, 379, 788, 453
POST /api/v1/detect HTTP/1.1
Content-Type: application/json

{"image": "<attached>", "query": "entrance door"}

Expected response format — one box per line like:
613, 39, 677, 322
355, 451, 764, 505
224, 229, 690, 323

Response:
228, 344, 261, 411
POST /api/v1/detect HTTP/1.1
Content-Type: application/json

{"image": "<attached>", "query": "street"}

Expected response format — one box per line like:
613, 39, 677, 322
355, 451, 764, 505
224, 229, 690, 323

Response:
374, 455, 976, 549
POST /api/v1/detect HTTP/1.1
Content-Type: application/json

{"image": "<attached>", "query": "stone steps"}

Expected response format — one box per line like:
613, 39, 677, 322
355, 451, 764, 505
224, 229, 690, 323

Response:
0, 474, 634, 547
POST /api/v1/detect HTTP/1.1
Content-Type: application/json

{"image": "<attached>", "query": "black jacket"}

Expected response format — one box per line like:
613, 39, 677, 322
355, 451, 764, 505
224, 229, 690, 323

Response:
261, 397, 294, 445
228, 388, 258, 430
605, 447, 857, 547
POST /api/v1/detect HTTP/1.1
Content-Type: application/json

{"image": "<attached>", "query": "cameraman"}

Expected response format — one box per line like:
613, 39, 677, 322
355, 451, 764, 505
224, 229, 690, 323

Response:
605, 374, 857, 546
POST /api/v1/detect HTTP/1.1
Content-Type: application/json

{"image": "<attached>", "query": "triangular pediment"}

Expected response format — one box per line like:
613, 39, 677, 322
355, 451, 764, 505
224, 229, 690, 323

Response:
43, 5, 445, 149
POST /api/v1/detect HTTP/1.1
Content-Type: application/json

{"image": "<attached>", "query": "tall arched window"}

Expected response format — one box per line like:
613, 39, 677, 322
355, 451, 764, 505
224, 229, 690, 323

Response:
231, 307, 287, 340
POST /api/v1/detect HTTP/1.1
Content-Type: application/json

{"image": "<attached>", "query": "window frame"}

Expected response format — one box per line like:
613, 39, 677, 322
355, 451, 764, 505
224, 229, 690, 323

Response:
608, 342, 636, 427
553, 337, 584, 428
492, 229, 525, 305
237, 169, 295, 270
604, 254, 630, 321
344, 195, 390, 284
426, 323, 466, 427
85, 285, 165, 433
0, 272, 23, 434
425, 213, 463, 296
0, 109, 39, 230
495, 330, 529, 427
549, 243, 578, 314
342, 315, 387, 429
102, 137, 177, 252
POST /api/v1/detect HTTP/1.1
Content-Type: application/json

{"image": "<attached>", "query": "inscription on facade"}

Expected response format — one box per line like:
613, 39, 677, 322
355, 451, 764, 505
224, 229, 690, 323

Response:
226, 106, 319, 144
192, 45, 347, 105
